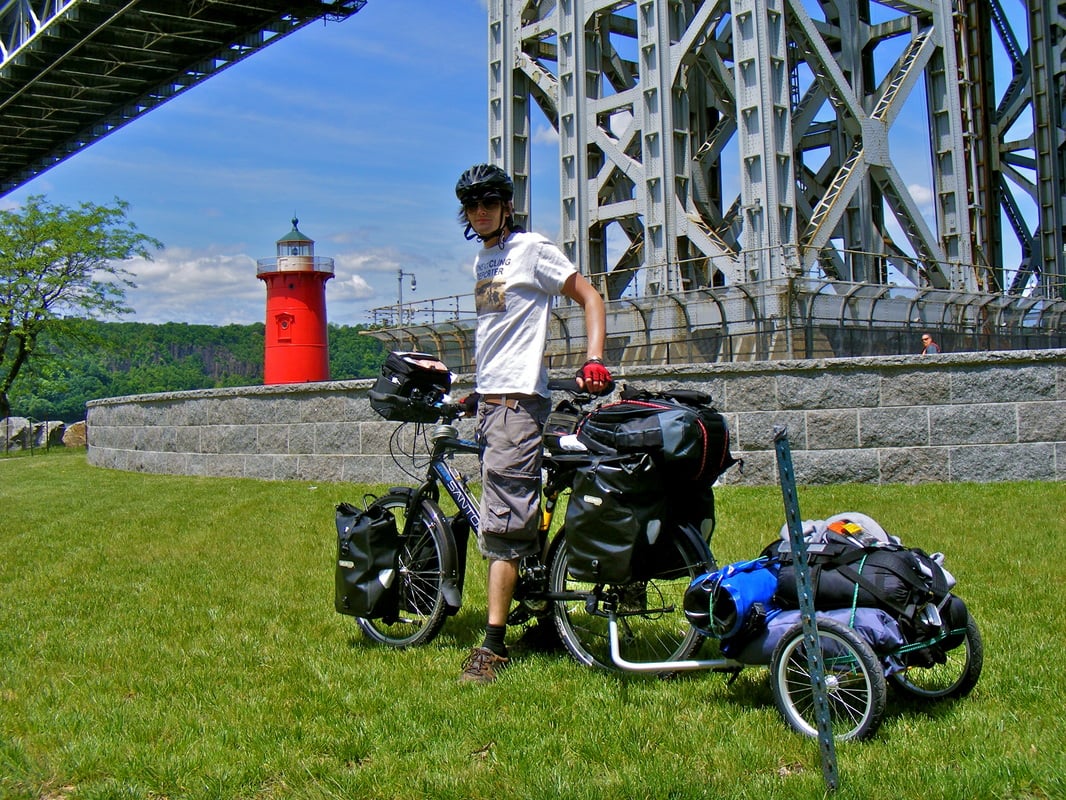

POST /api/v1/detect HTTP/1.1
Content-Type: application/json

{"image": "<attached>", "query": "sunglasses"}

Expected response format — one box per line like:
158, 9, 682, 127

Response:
463, 198, 503, 212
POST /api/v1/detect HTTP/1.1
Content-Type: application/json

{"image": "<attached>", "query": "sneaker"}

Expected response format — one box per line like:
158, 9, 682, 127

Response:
459, 646, 509, 684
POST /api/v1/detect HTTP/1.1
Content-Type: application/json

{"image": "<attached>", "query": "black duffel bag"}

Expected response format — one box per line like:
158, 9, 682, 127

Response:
334, 502, 400, 619
772, 538, 952, 637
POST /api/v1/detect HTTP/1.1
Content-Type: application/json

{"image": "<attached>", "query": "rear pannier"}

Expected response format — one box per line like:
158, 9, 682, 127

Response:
563, 387, 739, 584
574, 387, 738, 484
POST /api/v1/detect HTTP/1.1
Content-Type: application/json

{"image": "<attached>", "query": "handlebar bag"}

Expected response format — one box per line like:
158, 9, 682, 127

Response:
334, 502, 400, 619
369, 351, 451, 423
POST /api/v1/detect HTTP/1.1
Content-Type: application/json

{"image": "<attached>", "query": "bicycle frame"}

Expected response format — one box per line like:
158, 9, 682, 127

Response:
391, 429, 480, 613
398, 421, 591, 615
425, 430, 481, 532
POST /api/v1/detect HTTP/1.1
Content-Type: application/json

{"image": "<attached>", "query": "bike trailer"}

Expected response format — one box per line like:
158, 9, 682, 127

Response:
369, 351, 451, 423
765, 515, 968, 651
684, 514, 972, 673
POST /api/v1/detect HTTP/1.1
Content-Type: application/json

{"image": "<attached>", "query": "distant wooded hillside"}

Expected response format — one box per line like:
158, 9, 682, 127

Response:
9, 319, 386, 422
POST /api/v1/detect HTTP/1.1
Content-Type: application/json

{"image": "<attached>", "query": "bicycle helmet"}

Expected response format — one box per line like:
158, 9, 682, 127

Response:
455, 163, 513, 203
456, 163, 519, 245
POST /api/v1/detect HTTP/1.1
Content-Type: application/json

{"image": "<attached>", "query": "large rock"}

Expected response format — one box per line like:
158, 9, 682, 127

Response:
35, 421, 66, 448
1, 417, 79, 451
62, 421, 87, 448
2, 417, 31, 452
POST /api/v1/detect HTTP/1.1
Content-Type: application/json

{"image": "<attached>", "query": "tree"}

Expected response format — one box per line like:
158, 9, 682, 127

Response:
0, 195, 162, 418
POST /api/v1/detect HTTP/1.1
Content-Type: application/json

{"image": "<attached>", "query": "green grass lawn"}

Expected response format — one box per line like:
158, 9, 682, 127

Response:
1, 450, 1064, 799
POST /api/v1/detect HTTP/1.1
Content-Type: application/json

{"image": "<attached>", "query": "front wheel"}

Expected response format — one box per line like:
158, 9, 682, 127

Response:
771, 618, 887, 741
890, 613, 983, 700
355, 492, 451, 648
547, 530, 709, 669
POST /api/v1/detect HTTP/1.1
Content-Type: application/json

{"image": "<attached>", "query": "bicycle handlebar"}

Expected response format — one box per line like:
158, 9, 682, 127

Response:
370, 378, 613, 425
547, 377, 615, 398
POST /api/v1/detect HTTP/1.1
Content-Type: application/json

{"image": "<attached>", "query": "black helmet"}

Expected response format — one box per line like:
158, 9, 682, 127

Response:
455, 164, 513, 204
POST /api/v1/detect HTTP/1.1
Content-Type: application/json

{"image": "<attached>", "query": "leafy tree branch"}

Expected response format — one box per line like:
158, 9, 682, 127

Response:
0, 195, 162, 417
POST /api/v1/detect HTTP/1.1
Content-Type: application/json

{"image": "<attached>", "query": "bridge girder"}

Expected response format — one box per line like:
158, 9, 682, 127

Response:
490, 0, 1066, 302
0, 0, 366, 194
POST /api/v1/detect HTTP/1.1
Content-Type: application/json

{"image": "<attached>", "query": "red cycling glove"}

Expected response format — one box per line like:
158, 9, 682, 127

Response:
578, 358, 612, 388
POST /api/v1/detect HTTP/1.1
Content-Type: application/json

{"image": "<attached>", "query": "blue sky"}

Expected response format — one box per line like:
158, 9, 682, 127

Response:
6, 0, 514, 327
4, 0, 1031, 327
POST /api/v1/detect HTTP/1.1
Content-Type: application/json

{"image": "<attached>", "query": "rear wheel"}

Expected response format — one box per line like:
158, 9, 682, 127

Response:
771, 618, 887, 741
890, 613, 983, 700
355, 493, 450, 648
548, 530, 709, 669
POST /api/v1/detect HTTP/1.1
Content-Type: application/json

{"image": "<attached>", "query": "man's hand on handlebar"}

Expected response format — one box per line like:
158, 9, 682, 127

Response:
458, 393, 479, 417
577, 358, 613, 396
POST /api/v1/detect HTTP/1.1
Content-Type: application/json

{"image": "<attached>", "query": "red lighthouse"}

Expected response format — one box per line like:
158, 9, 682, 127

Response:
256, 218, 334, 384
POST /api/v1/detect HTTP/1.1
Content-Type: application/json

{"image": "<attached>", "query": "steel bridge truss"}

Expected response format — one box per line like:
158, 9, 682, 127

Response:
0, 0, 366, 194
490, 0, 1066, 304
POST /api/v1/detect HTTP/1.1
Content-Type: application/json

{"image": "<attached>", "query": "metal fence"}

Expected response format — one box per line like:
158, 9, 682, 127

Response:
366, 278, 1066, 373
1, 416, 56, 456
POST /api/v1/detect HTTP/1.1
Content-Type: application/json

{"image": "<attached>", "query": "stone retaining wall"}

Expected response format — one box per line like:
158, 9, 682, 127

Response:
86, 349, 1065, 485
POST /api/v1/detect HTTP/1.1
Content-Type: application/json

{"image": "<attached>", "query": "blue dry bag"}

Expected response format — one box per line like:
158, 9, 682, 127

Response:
684, 558, 779, 638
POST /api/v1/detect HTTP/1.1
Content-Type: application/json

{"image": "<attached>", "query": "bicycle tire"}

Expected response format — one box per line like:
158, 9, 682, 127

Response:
770, 617, 887, 741
890, 612, 983, 700
547, 529, 709, 669
355, 492, 451, 648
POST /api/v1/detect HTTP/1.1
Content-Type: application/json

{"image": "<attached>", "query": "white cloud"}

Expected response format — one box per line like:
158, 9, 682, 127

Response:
336, 273, 374, 299
907, 183, 934, 209
121, 247, 262, 325
533, 124, 560, 145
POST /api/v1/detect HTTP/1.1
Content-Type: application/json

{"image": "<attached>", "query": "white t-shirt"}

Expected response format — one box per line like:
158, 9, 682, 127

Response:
472, 231, 577, 396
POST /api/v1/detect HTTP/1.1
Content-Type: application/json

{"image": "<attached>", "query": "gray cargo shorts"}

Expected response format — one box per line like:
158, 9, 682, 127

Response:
475, 393, 551, 561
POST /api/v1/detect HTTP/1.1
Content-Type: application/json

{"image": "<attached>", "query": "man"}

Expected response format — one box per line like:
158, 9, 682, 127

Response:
921, 333, 940, 354
455, 163, 611, 684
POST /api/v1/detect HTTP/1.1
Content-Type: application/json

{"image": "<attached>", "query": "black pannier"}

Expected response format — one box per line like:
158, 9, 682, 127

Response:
564, 453, 668, 584
574, 387, 739, 484
564, 387, 738, 584
369, 351, 451, 423
334, 502, 400, 619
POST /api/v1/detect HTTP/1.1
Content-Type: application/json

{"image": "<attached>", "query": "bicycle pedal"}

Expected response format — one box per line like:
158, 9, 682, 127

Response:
507, 606, 533, 626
